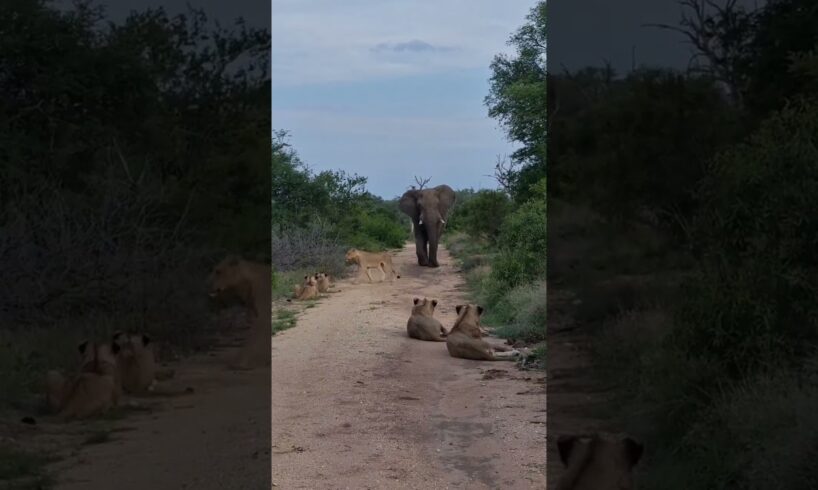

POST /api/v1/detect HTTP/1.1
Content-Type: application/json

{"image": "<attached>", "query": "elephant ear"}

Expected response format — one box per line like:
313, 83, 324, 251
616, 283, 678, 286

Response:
399, 190, 420, 221
434, 185, 456, 219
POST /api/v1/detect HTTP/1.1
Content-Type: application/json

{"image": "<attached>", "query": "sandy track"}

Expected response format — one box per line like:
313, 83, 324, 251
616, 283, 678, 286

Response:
50, 330, 271, 489
272, 243, 546, 489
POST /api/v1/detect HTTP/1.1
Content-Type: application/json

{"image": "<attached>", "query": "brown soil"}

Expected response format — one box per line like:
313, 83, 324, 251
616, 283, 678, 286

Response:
49, 327, 271, 489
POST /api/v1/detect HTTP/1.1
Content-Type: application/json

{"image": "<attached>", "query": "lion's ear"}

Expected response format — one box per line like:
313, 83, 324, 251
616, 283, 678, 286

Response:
413, 298, 420, 305
556, 435, 578, 467
432, 299, 438, 307
77, 340, 89, 354
111, 342, 121, 355
455, 305, 464, 314
226, 255, 241, 265
141, 334, 152, 346
477, 305, 484, 316
622, 437, 644, 467
111, 331, 124, 343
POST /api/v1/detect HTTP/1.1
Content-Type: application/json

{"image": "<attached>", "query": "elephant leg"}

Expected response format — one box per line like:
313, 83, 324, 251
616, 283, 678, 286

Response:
428, 239, 440, 267
414, 232, 428, 266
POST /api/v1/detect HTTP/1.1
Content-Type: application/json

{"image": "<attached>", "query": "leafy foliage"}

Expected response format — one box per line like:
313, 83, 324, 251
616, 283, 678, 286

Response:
271, 132, 406, 275
447, 189, 512, 242
486, 1, 546, 202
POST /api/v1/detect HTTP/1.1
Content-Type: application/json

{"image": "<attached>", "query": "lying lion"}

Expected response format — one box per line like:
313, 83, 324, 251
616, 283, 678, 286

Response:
291, 274, 318, 301
445, 304, 520, 361
555, 433, 644, 490
112, 332, 157, 394
345, 248, 400, 283
46, 340, 120, 420
208, 255, 272, 370
111, 331, 187, 397
406, 297, 447, 342
316, 272, 332, 293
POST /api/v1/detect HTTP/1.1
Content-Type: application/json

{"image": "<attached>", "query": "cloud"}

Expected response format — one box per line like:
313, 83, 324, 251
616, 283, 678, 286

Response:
371, 39, 456, 54
271, 0, 537, 87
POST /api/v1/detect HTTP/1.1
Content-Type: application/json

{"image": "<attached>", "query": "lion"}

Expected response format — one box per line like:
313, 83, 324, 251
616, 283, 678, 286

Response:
208, 255, 272, 370
316, 272, 332, 293
292, 274, 312, 298
445, 304, 520, 361
112, 332, 157, 394
46, 340, 121, 420
208, 255, 271, 319
111, 331, 193, 397
293, 274, 318, 301
345, 248, 400, 283
555, 433, 644, 490
406, 297, 448, 342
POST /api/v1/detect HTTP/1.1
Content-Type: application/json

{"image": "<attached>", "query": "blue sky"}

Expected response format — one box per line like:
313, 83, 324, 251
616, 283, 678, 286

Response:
272, 0, 538, 199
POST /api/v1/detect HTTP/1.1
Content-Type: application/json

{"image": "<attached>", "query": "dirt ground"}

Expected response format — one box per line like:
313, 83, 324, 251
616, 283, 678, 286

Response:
47, 329, 271, 490
271, 243, 546, 489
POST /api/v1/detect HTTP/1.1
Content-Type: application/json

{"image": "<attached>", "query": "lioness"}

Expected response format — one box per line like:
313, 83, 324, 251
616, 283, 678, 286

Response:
345, 248, 400, 283
555, 433, 644, 490
406, 297, 447, 342
46, 340, 120, 420
445, 304, 520, 361
208, 255, 272, 370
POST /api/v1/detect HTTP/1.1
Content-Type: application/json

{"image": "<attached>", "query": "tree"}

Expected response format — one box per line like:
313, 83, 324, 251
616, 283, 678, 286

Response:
485, 1, 546, 202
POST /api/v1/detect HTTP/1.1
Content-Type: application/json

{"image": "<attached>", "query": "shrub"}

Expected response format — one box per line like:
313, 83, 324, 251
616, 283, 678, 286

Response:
679, 97, 818, 377
449, 189, 512, 242
488, 197, 546, 294
271, 221, 346, 277
488, 280, 547, 343
349, 209, 406, 250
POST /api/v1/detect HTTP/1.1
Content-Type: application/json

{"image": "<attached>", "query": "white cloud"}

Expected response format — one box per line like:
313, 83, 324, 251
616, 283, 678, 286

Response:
272, 0, 538, 87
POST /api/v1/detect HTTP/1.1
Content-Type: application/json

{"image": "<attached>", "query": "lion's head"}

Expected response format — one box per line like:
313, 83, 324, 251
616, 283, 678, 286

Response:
411, 297, 438, 317
344, 249, 360, 264
556, 433, 643, 490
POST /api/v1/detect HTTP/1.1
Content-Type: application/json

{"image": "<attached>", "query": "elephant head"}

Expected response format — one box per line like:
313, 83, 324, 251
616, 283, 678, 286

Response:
399, 184, 456, 267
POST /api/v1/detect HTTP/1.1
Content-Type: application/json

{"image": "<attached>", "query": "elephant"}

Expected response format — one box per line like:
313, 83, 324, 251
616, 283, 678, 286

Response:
399, 184, 456, 267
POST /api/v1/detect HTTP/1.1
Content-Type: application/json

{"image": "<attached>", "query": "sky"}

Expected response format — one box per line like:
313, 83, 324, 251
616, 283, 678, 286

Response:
271, 1, 538, 199
85, 0, 766, 200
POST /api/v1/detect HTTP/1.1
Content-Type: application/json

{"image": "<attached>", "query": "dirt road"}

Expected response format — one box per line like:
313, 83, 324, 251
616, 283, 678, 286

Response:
48, 325, 271, 489
272, 243, 546, 489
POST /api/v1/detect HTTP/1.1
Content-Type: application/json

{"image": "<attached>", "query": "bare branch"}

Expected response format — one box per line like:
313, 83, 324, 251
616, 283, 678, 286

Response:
413, 176, 431, 190
643, 0, 756, 105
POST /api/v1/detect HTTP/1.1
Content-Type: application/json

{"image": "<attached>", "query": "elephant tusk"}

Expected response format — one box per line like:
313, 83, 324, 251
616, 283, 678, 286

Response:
418, 219, 423, 225
440, 218, 446, 224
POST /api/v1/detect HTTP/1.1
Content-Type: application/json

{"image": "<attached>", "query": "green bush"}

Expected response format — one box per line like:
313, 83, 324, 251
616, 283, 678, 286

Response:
596, 98, 818, 490
449, 189, 512, 242
350, 209, 406, 250
488, 197, 546, 294
679, 97, 818, 377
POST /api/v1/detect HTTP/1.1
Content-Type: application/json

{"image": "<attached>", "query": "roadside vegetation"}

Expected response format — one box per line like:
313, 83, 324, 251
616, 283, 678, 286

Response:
0, 2, 269, 486
549, 0, 818, 487
271, 131, 406, 300
444, 2, 546, 365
